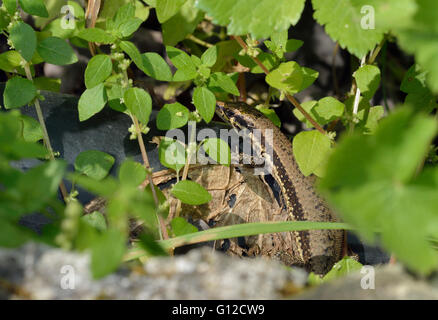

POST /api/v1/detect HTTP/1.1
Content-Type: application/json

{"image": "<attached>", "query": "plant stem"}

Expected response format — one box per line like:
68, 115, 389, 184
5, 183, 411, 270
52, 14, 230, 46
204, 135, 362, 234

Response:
232, 36, 327, 135
24, 63, 69, 200
174, 121, 197, 217
186, 34, 213, 48
349, 56, 366, 133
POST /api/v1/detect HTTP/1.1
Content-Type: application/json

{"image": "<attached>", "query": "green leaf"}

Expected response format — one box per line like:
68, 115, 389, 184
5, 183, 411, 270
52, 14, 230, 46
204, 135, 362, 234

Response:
33, 77, 61, 92
312, 97, 345, 125
70, 174, 118, 197
74, 150, 115, 181
0, 221, 31, 248
401, 65, 437, 113
4, 77, 37, 109
17, 160, 67, 212
118, 159, 146, 187
208, 72, 239, 96
156, 0, 187, 23
312, 0, 384, 58
85, 55, 113, 89
320, 108, 438, 274
77, 28, 116, 44
353, 65, 381, 100
294, 97, 344, 128
396, 2, 438, 84
118, 18, 143, 38
166, 46, 197, 81
37, 37, 78, 65
202, 138, 231, 166
171, 217, 198, 236
158, 138, 186, 171
82, 211, 107, 231
9, 22, 37, 61
308, 256, 363, 285
156, 102, 189, 130
120, 40, 144, 72
91, 229, 126, 279
106, 83, 127, 112
3, 0, 17, 14
19, 114, 43, 142
193, 87, 216, 123
236, 51, 277, 74
78, 83, 107, 121
124, 87, 152, 125
356, 105, 384, 135
266, 61, 303, 94
18, 0, 48, 17
161, 0, 204, 46
293, 130, 331, 176
0, 50, 23, 73
196, 0, 305, 39
171, 180, 212, 205
256, 106, 281, 127
141, 52, 172, 81
201, 46, 218, 67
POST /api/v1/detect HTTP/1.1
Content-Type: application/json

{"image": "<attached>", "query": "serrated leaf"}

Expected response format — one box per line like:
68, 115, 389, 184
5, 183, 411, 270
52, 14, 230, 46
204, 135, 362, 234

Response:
141, 52, 172, 81
202, 138, 231, 166
18, 0, 48, 17
85, 55, 113, 89
196, 0, 306, 39
312, 0, 384, 58
353, 65, 381, 100
193, 87, 216, 123
293, 130, 331, 176
156, 102, 189, 130
9, 22, 37, 61
3, 0, 17, 14
171, 180, 212, 205
75, 150, 115, 181
124, 87, 152, 125
78, 83, 107, 121
156, 0, 187, 23
320, 108, 438, 274
37, 37, 78, 65
4, 77, 37, 109
161, 0, 204, 46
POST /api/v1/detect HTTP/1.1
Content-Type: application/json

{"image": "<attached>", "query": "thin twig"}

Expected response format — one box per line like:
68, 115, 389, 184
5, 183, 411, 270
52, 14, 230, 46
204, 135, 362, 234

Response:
24, 64, 69, 200
186, 34, 213, 48
232, 36, 327, 135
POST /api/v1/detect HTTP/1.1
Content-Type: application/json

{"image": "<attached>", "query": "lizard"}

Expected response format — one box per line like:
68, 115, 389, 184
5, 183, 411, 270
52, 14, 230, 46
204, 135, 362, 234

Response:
215, 101, 344, 275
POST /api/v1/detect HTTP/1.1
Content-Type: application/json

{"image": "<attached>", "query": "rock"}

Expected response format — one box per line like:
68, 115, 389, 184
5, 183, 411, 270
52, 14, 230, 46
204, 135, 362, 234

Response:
295, 264, 438, 300
0, 244, 307, 300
